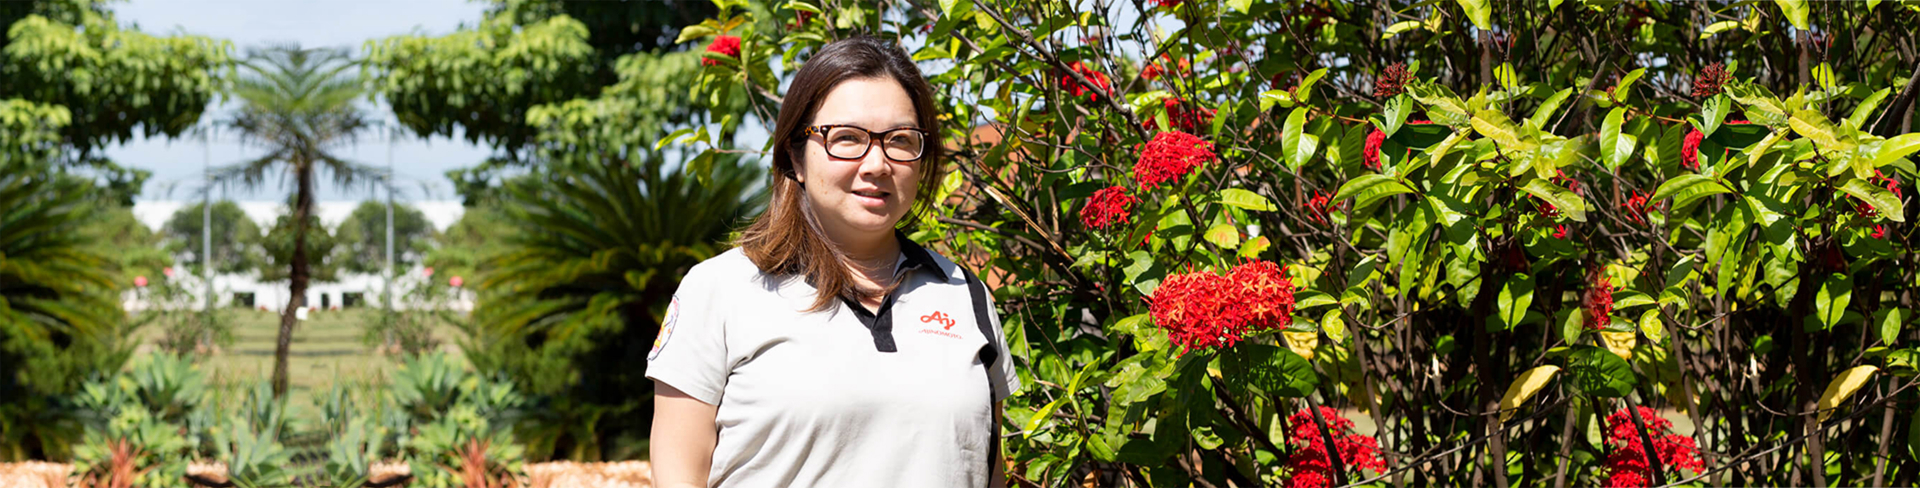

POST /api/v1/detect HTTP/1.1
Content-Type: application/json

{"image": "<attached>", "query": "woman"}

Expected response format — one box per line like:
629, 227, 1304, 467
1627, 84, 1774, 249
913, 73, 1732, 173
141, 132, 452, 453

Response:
647, 36, 1020, 488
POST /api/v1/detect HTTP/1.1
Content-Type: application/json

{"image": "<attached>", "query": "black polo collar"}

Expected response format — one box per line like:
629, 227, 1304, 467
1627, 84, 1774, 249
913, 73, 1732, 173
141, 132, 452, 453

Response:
843, 230, 942, 353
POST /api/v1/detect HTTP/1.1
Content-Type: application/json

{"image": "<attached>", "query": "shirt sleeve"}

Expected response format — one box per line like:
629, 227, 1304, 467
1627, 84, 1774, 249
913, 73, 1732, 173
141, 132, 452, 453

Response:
983, 294, 1022, 402
645, 265, 729, 406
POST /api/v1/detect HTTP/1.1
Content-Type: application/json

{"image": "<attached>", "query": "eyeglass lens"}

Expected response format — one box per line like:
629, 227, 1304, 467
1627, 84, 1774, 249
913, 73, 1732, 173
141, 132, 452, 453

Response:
825, 127, 924, 161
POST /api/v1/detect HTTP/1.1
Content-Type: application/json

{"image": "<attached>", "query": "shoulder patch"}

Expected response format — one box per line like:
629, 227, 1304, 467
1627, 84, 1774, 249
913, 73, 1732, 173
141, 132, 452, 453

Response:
649, 296, 681, 361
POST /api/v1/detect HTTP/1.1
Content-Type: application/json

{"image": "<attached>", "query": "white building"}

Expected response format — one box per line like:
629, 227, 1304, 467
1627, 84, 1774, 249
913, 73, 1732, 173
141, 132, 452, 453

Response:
125, 200, 473, 312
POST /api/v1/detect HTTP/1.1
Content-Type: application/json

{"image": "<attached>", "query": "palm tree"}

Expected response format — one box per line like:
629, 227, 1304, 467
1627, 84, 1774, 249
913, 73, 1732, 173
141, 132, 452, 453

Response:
0, 168, 127, 460
216, 45, 374, 397
469, 153, 761, 459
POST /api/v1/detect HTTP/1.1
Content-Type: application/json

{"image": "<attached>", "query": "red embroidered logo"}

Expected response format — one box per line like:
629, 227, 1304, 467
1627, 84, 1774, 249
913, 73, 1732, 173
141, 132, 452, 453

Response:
921, 311, 957, 330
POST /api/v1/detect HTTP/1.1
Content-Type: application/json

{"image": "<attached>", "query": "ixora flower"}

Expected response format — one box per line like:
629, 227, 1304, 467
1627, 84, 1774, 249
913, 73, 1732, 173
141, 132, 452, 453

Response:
1691, 63, 1732, 97
1150, 0, 1184, 8
1061, 61, 1111, 102
1134, 130, 1217, 190
1681, 129, 1704, 170
1141, 55, 1191, 81
1282, 406, 1388, 488
1374, 62, 1414, 98
1624, 191, 1653, 225
1147, 260, 1294, 352
1306, 190, 1339, 224
1141, 98, 1217, 134
1081, 186, 1139, 230
1362, 128, 1386, 169
1601, 406, 1705, 488
702, 35, 742, 66
1586, 272, 1614, 330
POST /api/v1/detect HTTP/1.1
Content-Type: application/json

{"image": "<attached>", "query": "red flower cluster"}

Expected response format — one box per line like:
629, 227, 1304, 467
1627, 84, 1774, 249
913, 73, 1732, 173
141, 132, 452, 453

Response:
1134, 130, 1217, 190
1306, 190, 1341, 225
1374, 62, 1414, 98
1081, 186, 1139, 230
703, 36, 741, 66
1362, 128, 1386, 169
1283, 406, 1388, 488
1624, 191, 1653, 225
1602, 407, 1706, 488
1141, 55, 1191, 81
1151, 0, 1184, 8
1142, 98, 1217, 134
1586, 272, 1614, 330
1062, 61, 1112, 102
1147, 260, 1295, 352
1680, 129, 1705, 170
1691, 63, 1732, 98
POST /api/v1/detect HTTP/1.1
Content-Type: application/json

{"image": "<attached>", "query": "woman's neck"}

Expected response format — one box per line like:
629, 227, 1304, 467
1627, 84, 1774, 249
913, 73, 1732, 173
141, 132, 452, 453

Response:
832, 229, 901, 278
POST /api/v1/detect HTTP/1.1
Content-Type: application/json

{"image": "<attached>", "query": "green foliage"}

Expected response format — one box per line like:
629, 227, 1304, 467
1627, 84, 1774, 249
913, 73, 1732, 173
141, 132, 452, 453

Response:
465, 154, 760, 460
674, 0, 1920, 486
335, 201, 435, 275
162, 201, 265, 276
389, 353, 526, 488
69, 354, 206, 487
257, 212, 340, 283
0, 166, 130, 461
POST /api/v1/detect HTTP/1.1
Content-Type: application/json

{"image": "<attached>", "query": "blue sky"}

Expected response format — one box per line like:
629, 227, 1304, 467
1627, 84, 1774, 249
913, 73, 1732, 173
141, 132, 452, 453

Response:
107, 0, 492, 202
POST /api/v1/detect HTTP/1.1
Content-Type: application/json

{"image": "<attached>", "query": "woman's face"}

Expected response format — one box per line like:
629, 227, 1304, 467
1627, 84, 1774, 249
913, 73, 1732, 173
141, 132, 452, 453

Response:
795, 77, 923, 244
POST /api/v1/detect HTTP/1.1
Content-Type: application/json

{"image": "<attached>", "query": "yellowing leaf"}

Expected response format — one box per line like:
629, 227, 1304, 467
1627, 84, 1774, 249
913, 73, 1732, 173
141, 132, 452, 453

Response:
1282, 330, 1319, 361
1499, 365, 1560, 422
1600, 330, 1636, 360
1818, 365, 1879, 422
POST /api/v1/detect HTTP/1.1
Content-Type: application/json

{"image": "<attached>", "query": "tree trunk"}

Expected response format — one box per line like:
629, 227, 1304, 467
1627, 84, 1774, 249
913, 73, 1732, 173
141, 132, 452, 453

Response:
272, 161, 314, 398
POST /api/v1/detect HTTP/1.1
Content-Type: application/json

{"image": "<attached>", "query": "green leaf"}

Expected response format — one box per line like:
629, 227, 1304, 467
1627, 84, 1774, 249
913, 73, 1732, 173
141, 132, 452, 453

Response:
1560, 308, 1585, 343
674, 25, 718, 44
1221, 344, 1319, 397
1295, 68, 1329, 98
1613, 68, 1646, 100
1227, 0, 1254, 13
1335, 174, 1397, 202
1520, 178, 1587, 222
1789, 109, 1854, 152
1839, 178, 1907, 222
1878, 308, 1908, 345
1259, 90, 1295, 111
1526, 88, 1573, 131
1471, 110, 1529, 150
1776, 0, 1810, 30
1817, 274, 1853, 329
1204, 224, 1241, 249
1239, 235, 1271, 259
1217, 188, 1276, 211
1699, 20, 1743, 39
1640, 309, 1666, 344
1600, 108, 1635, 169
1653, 174, 1726, 203
1700, 95, 1730, 138
1382, 20, 1424, 39
1496, 273, 1536, 329
1382, 95, 1411, 138
1456, 0, 1491, 30
1848, 88, 1892, 130
1873, 133, 1920, 170
1282, 108, 1310, 170
1567, 346, 1636, 398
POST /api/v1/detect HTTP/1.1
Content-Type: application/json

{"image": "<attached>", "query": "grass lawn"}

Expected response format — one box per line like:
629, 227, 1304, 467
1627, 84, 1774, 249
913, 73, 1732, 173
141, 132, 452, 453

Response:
132, 307, 465, 414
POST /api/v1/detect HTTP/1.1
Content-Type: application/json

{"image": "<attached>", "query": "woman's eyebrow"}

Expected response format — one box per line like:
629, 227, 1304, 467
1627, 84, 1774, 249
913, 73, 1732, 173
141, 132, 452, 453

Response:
816, 121, 920, 130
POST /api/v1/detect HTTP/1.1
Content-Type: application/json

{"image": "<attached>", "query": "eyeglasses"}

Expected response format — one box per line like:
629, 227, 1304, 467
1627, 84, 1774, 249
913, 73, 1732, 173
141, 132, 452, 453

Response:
800, 124, 929, 162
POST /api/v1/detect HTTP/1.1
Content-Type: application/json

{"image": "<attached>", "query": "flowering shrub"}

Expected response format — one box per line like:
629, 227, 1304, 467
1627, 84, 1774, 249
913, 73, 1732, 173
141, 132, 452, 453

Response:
669, 0, 1920, 486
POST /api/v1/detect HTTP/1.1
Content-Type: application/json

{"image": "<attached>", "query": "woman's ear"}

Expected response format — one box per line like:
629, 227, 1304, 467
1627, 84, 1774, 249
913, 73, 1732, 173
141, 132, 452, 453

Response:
788, 142, 808, 184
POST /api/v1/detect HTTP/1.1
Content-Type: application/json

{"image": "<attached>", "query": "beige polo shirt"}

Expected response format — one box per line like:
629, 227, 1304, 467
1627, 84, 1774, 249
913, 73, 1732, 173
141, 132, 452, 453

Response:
646, 237, 1021, 488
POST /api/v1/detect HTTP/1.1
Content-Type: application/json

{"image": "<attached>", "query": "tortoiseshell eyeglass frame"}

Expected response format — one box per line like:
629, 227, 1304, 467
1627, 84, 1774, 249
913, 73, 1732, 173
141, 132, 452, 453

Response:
797, 124, 931, 162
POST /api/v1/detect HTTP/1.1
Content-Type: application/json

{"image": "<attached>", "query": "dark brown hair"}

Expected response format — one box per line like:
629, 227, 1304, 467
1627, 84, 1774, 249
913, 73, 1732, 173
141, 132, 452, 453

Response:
737, 35, 945, 312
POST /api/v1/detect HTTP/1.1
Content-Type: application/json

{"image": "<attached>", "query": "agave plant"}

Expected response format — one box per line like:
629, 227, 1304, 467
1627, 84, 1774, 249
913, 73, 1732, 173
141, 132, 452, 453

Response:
467, 153, 760, 460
